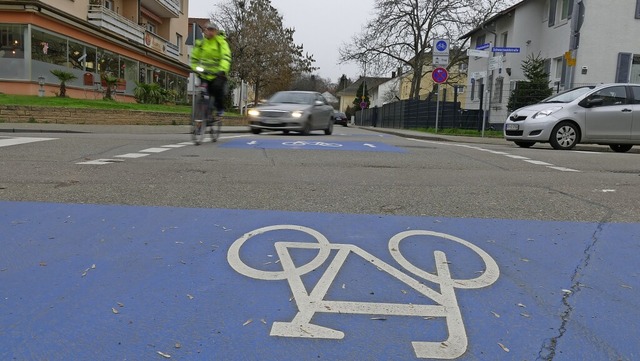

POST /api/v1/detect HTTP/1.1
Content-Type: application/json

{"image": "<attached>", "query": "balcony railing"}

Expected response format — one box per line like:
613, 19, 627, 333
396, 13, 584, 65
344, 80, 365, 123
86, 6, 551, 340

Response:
87, 5, 144, 45
140, 0, 181, 18
144, 31, 180, 60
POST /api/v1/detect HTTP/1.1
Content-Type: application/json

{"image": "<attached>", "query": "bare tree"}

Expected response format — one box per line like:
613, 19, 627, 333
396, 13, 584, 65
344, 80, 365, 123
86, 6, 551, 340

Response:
213, 0, 317, 103
339, 0, 516, 99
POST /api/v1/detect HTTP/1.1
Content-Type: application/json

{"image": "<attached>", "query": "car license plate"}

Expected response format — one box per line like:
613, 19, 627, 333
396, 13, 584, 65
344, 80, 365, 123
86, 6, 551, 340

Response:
263, 119, 281, 124
505, 123, 519, 131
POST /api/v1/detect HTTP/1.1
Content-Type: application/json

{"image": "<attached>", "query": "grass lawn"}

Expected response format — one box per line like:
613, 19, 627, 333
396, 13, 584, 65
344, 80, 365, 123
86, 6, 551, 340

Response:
0, 94, 192, 114
412, 127, 504, 138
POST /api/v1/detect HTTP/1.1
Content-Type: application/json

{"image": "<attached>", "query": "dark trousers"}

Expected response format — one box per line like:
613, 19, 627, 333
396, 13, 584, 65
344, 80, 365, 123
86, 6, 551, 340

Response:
204, 76, 227, 116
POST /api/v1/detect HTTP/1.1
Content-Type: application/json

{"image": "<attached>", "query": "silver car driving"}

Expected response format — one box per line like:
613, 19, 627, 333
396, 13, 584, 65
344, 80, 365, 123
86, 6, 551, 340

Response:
248, 91, 334, 135
504, 83, 640, 152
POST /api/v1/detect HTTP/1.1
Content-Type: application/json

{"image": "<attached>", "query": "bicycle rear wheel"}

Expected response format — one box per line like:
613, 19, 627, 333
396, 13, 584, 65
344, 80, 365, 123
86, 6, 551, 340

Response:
209, 119, 221, 142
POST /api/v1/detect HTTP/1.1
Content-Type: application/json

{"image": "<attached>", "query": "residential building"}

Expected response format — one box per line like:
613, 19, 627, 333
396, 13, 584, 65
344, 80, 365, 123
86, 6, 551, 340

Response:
0, 0, 190, 101
461, 0, 640, 125
336, 76, 391, 113
397, 62, 468, 108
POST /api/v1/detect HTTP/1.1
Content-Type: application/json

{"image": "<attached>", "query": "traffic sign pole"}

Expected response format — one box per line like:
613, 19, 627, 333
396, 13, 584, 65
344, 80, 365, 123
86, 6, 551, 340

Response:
435, 83, 440, 133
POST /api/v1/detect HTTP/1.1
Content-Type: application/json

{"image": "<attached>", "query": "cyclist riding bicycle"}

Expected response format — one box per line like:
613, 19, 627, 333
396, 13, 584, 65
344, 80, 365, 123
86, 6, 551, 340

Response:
190, 21, 232, 124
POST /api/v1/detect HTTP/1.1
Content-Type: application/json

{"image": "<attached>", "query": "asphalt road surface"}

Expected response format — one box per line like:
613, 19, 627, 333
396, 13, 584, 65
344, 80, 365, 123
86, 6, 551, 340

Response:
1, 124, 639, 360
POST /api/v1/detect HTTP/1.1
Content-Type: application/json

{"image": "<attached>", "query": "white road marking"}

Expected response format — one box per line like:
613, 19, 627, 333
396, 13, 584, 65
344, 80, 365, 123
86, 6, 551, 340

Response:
524, 160, 553, 166
407, 138, 582, 173
76, 159, 124, 165
162, 144, 187, 148
116, 153, 149, 158
547, 166, 580, 172
228, 225, 499, 359
0, 137, 56, 147
139, 147, 170, 153
505, 155, 530, 160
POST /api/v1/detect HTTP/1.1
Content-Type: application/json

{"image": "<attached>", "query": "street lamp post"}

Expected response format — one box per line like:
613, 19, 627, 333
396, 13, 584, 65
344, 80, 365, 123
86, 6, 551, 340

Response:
38, 76, 45, 97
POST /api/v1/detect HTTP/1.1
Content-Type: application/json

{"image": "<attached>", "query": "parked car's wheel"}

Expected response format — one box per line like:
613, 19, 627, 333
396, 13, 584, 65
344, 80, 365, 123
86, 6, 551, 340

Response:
514, 141, 535, 148
609, 144, 633, 153
301, 118, 312, 135
550, 121, 579, 150
324, 120, 333, 135
251, 128, 261, 134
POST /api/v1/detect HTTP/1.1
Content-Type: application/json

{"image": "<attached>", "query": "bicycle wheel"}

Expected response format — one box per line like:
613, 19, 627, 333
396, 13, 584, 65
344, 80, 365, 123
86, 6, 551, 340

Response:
192, 96, 207, 145
209, 118, 221, 142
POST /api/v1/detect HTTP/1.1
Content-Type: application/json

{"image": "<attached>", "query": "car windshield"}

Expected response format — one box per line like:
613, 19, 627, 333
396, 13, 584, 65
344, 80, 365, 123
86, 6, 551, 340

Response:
269, 92, 314, 105
540, 86, 596, 103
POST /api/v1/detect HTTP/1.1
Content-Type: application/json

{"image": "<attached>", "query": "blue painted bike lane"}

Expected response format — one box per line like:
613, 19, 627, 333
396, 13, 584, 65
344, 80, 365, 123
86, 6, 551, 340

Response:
1, 201, 638, 360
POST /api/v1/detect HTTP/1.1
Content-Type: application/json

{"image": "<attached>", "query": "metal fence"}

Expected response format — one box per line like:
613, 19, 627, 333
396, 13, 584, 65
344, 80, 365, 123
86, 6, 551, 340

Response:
355, 99, 484, 131
354, 82, 596, 131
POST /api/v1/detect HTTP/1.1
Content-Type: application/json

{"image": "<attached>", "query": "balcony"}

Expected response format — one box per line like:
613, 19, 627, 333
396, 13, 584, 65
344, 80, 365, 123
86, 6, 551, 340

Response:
144, 32, 180, 60
87, 5, 144, 45
140, 0, 181, 18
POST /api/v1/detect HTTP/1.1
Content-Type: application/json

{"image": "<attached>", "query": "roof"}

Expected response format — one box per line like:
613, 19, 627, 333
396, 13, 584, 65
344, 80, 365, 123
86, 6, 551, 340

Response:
459, 0, 529, 40
186, 18, 210, 45
336, 76, 392, 96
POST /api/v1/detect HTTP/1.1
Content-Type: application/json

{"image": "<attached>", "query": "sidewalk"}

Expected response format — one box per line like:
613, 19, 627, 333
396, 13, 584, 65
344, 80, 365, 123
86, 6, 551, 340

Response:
358, 126, 509, 145
0, 122, 250, 135
0, 122, 507, 145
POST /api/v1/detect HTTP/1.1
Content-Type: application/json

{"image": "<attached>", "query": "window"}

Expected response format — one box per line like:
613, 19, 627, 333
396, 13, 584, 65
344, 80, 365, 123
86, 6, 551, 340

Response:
470, 78, 476, 100
176, 33, 182, 54
636, 0, 640, 19
500, 32, 508, 56
560, 0, 570, 21
554, 57, 563, 79
475, 35, 486, 49
104, 0, 113, 10
589, 86, 628, 107
616, 53, 632, 83
549, 0, 572, 26
0, 24, 26, 79
146, 22, 156, 34
630, 86, 640, 104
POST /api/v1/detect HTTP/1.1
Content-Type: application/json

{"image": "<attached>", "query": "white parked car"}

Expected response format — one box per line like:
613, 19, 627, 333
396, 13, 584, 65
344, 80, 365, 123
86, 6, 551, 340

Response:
504, 83, 640, 152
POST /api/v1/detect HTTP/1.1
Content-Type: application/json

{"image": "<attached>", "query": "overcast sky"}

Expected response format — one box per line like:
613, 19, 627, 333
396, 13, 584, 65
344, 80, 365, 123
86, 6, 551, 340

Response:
188, 0, 376, 83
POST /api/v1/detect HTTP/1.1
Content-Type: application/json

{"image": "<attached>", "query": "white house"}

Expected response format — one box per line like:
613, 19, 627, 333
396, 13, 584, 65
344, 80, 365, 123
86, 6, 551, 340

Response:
461, 0, 640, 125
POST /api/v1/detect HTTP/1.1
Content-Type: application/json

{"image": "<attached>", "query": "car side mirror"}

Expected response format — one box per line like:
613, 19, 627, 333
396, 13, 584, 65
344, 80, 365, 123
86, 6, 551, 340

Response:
582, 97, 603, 107
314, 100, 324, 106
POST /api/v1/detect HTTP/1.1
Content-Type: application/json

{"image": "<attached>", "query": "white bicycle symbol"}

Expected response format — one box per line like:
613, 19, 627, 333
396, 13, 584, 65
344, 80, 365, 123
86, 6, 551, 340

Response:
227, 225, 500, 359
282, 141, 342, 147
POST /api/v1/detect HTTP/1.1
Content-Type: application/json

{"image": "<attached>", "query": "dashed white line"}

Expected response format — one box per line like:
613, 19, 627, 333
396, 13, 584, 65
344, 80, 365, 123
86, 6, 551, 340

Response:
139, 147, 170, 153
116, 153, 149, 158
407, 138, 582, 173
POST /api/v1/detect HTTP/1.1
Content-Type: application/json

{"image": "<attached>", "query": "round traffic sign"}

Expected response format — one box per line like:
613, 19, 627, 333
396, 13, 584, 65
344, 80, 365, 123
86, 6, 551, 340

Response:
432, 67, 448, 84
436, 40, 448, 52
360, 101, 367, 109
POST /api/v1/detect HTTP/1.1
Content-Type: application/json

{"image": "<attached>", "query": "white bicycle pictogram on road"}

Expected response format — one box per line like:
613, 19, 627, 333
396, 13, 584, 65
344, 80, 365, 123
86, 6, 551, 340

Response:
227, 225, 500, 359
281, 141, 342, 147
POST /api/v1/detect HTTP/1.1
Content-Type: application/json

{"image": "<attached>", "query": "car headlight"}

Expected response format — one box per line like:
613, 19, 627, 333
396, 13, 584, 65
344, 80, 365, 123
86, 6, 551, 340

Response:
248, 109, 260, 117
532, 106, 562, 119
291, 111, 303, 118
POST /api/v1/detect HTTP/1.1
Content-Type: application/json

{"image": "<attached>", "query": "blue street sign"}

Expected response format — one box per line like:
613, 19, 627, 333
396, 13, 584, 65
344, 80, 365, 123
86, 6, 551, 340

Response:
476, 43, 490, 50
436, 40, 448, 52
492, 47, 520, 53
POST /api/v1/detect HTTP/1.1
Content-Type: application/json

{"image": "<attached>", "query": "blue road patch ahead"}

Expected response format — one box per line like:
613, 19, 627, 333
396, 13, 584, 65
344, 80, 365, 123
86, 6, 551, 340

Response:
221, 138, 407, 152
1, 201, 639, 360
